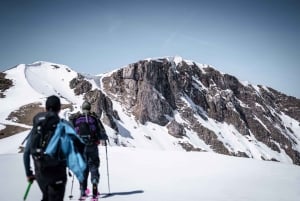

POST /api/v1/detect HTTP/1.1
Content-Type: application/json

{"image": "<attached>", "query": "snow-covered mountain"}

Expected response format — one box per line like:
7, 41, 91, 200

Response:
1, 57, 300, 166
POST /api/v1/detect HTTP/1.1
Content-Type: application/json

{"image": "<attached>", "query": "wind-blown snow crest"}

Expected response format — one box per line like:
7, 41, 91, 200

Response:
24, 61, 81, 104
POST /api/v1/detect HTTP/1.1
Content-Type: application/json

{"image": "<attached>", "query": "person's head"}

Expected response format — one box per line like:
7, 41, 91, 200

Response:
46, 95, 61, 113
82, 100, 91, 113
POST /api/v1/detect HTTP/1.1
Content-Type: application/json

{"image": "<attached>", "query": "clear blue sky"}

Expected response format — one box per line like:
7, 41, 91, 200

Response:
1, 0, 299, 98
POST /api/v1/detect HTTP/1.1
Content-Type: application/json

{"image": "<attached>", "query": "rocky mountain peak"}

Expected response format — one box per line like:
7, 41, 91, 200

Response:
1, 57, 300, 165
99, 57, 300, 164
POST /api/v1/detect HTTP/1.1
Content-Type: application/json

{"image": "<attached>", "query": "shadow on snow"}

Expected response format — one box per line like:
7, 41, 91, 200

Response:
101, 190, 144, 198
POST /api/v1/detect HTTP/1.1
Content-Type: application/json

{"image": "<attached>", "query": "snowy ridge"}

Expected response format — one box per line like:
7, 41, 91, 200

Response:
24, 61, 82, 104
1, 58, 300, 166
0, 61, 84, 125
1, 58, 300, 200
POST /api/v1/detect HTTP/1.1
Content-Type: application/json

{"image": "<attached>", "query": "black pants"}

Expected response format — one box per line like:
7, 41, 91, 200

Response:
34, 161, 67, 201
80, 145, 100, 191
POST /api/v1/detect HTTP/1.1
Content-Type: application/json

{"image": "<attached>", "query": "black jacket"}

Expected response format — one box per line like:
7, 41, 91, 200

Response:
23, 111, 66, 181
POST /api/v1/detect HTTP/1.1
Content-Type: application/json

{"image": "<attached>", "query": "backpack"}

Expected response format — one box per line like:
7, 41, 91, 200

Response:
73, 113, 99, 145
30, 112, 64, 166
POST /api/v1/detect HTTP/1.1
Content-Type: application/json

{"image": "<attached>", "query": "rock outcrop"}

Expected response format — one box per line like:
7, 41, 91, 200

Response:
99, 57, 300, 164
0, 72, 13, 98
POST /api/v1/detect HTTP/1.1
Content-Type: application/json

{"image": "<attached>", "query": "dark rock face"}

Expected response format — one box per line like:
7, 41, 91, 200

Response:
100, 58, 300, 165
57, 57, 300, 165
167, 120, 186, 138
69, 73, 119, 132
84, 89, 119, 132
102, 60, 175, 126
261, 87, 300, 122
69, 74, 92, 95
0, 72, 13, 98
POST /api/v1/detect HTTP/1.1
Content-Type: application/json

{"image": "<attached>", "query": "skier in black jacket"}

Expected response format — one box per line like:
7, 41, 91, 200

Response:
69, 101, 108, 199
23, 95, 66, 201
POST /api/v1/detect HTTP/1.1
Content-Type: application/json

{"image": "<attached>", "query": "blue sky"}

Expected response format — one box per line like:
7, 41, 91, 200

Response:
1, 0, 299, 98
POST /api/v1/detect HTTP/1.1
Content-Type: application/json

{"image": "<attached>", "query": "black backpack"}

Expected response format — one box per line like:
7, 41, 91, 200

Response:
73, 113, 99, 145
30, 112, 64, 166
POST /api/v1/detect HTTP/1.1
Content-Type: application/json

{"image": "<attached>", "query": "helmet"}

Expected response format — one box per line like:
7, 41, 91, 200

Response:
82, 101, 91, 111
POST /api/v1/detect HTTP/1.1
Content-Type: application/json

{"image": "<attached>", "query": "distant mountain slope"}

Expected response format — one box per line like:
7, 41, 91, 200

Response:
1, 56, 300, 165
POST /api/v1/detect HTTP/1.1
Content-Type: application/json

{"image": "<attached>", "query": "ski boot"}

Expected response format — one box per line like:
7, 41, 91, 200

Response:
92, 178, 99, 199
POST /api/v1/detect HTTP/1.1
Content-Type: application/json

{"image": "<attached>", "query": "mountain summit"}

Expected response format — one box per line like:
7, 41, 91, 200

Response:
1, 56, 300, 165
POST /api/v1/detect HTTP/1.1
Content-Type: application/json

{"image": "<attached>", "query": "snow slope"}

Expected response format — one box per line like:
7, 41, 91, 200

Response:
24, 61, 80, 104
0, 64, 43, 123
0, 140, 300, 201
0, 61, 87, 130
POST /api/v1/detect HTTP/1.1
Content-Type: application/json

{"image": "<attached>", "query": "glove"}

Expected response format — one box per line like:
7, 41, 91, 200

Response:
27, 175, 35, 183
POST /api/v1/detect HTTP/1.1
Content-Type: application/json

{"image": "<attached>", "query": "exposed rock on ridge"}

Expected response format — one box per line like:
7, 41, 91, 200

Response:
2, 58, 299, 166
70, 74, 92, 95
100, 57, 300, 165
0, 72, 13, 98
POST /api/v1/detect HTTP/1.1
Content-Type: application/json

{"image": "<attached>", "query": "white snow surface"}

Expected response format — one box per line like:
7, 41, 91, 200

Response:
0, 136, 300, 201
1, 60, 300, 200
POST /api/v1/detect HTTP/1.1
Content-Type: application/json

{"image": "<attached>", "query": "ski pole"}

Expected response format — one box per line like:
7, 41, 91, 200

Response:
19, 133, 31, 152
21, 134, 29, 145
105, 141, 111, 194
23, 181, 33, 201
68, 171, 74, 199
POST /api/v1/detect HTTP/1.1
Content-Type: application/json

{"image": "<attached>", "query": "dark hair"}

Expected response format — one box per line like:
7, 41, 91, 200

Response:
46, 95, 61, 112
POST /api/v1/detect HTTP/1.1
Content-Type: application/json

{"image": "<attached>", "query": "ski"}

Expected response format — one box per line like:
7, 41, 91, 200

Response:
90, 192, 100, 200
90, 196, 99, 201
78, 196, 87, 201
76, 188, 91, 200
77, 195, 99, 201
74, 188, 100, 200
78, 194, 100, 200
